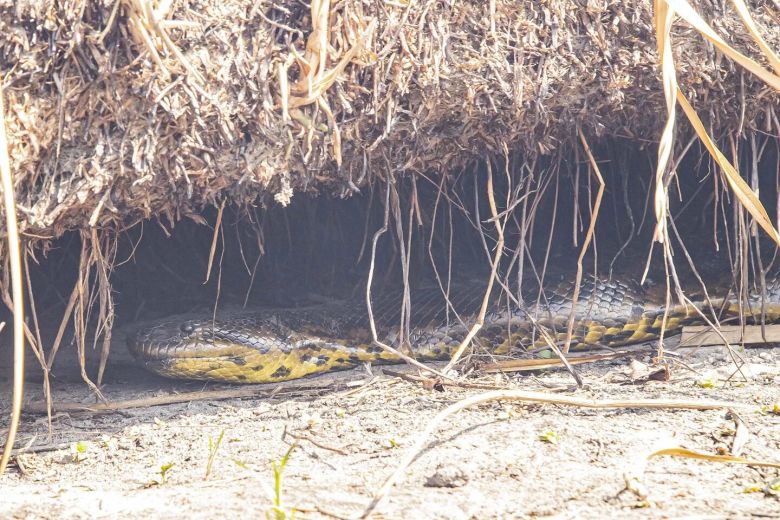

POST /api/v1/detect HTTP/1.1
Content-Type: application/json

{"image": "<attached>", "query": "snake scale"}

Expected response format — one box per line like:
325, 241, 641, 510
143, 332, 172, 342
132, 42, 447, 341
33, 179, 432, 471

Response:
127, 269, 780, 384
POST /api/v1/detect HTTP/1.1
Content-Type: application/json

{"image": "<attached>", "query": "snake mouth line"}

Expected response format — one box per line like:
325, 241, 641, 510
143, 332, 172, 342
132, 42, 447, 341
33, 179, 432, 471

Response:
128, 340, 246, 361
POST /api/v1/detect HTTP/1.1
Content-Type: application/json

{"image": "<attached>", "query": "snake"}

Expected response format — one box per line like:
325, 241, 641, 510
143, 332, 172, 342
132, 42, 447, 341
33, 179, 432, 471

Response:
127, 268, 780, 384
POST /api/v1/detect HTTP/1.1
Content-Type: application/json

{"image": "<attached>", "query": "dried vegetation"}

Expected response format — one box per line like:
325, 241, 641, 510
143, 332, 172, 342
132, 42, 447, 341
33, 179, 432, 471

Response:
1, 0, 778, 237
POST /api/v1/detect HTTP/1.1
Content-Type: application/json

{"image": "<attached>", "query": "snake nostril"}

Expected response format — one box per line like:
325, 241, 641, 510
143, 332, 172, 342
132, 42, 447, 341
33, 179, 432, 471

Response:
180, 322, 195, 334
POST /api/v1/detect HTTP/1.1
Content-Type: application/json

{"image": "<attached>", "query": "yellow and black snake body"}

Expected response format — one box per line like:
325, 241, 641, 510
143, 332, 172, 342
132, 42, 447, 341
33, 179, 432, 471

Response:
127, 272, 780, 384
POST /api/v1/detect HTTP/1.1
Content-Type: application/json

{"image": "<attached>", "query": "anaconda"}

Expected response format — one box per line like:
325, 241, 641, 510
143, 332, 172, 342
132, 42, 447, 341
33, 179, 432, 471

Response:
127, 270, 780, 384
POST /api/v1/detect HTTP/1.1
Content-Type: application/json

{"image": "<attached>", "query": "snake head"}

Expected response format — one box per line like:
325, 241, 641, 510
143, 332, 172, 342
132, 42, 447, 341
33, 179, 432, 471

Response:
126, 313, 303, 383
127, 318, 210, 361
127, 317, 246, 374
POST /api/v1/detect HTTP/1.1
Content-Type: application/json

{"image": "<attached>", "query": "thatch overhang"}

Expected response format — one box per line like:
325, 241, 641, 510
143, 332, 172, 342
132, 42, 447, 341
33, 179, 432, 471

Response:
1, 0, 778, 241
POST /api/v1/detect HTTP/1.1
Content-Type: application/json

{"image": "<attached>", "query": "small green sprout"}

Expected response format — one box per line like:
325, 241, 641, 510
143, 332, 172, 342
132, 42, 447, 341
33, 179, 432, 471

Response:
233, 459, 250, 470
696, 377, 717, 389
539, 430, 560, 444
266, 444, 297, 520
205, 430, 226, 480
497, 407, 515, 420
143, 462, 176, 488
383, 438, 401, 449
744, 478, 780, 496
159, 462, 175, 483
71, 441, 89, 463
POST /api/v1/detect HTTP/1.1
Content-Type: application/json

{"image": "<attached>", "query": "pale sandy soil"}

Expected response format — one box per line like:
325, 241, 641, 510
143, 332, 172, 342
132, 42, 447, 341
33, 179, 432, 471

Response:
1, 335, 779, 520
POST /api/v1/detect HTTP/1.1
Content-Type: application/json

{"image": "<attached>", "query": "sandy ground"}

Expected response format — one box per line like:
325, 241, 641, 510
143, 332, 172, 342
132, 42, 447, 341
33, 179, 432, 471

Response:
1, 335, 780, 520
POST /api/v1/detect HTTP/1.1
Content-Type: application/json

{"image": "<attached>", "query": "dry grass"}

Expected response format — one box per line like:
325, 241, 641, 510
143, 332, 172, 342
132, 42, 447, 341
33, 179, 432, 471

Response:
652, 0, 780, 249
2, 1, 778, 237
0, 70, 25, 475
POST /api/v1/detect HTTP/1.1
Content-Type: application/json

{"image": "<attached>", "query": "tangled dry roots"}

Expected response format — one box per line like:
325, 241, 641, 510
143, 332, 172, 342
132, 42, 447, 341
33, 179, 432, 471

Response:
1, 0, 779, 239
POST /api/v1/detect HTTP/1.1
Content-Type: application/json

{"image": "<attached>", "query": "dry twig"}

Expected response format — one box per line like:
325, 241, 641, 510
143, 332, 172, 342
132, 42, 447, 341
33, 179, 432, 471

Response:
0, 74, 25, 476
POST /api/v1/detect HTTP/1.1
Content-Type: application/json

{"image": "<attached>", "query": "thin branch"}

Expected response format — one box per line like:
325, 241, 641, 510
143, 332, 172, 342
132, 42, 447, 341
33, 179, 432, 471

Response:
562, 130, 606, 354
0, 73, 25, 476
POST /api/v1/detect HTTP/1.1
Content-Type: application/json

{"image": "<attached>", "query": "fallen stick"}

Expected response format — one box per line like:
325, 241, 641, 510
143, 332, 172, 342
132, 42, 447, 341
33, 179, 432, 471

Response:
480, 350, 640, 373
679, 324, 780, 346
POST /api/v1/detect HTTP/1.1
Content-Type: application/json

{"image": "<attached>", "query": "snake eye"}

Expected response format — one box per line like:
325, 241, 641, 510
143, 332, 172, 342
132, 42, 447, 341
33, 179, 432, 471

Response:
180, 322, 195, 334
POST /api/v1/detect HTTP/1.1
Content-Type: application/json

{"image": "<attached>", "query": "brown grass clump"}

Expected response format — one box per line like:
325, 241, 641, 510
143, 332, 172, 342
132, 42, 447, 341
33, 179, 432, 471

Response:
2, 0, 780, 479
0, 1, 778, 238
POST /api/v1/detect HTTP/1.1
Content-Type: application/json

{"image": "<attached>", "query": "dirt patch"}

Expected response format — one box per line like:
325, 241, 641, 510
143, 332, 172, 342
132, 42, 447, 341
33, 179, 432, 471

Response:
2, 340, 780, 519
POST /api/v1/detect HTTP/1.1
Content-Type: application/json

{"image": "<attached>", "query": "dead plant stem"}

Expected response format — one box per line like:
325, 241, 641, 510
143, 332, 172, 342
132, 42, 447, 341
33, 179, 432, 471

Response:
0, 73, 25, 476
